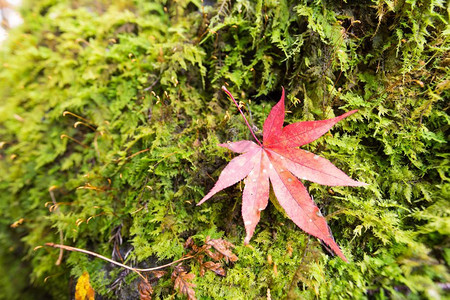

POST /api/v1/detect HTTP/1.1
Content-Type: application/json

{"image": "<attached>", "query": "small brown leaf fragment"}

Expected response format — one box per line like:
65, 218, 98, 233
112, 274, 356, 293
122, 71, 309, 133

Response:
286, 244, 293, 257
184, 237, 194, 249
204, 248, 223, 261
151, 270, 167, 279
75, 271, 95, 300
138, 280, 153, 300
193, 139, 201, 147
202, 261, 226, 277
195, 254, 205, 276
172, 265, 196, 300
172, 264, 189, 275
196, 254, 205, 266
192, 244, 200, 252
10, 218, 24, 228
199, 263, 205, 277
206, 238, 238, 263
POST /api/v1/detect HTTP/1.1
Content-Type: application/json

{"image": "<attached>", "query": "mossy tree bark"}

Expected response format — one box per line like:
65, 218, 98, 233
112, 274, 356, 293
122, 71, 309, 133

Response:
0, 0, 448, 299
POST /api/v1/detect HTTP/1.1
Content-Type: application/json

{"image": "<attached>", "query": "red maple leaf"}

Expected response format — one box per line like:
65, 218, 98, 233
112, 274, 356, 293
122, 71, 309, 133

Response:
198, 87, 367, 261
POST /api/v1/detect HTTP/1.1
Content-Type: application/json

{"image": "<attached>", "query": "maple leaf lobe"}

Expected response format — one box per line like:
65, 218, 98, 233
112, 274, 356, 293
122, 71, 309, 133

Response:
263, 87, 285, 145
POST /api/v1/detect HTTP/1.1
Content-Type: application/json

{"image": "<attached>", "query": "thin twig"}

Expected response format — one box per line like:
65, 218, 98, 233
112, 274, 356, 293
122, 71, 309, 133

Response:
45, 243, 194, 273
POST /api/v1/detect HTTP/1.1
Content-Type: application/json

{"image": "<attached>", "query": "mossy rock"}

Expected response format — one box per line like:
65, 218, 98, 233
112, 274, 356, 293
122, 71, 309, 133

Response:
0, 0, 448, 299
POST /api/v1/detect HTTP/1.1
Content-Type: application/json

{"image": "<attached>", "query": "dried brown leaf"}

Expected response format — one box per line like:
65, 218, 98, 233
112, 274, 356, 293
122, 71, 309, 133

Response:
196, 254, 204, 265
172, 267, 196, 300
138, 280, 153, 300
201, 248, 219, 261
199, 264, 205, 277
172, 264, 189, 277
184, 237, 194, 249
206, 238, 238, 263
151, 270, 167, 279
202, 261, 226, 277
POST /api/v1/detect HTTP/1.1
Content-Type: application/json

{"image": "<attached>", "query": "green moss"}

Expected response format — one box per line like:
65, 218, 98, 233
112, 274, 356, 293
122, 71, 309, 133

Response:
0, 0, 448, 299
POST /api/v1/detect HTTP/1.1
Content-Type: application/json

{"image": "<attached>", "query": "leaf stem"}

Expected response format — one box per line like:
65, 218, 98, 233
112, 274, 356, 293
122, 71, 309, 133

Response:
222, 86, 263, 147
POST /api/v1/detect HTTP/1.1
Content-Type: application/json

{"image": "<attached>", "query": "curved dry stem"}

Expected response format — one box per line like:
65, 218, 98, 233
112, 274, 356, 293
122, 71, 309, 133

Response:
222, 86, 263, 147
44, 243, 194, 276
